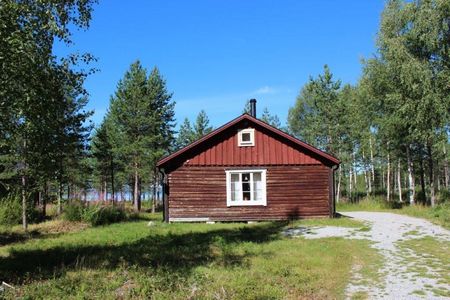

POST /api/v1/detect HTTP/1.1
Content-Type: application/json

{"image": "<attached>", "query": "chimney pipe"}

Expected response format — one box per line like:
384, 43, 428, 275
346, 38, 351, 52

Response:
249, 99, 256, 117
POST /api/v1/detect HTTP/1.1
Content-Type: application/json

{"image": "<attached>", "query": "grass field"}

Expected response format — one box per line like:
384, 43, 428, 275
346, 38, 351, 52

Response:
0, 214, 381, 299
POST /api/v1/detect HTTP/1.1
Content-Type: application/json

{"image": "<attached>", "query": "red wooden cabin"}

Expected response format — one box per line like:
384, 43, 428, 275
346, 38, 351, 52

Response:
157, 100, 340, 222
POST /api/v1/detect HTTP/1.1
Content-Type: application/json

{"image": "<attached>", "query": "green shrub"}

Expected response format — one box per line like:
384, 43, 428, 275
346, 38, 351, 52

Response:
27, 206, 42, 223
63, 202, 128, 226
82, 205, 127, 226
63, 202, 84, 222
0, 193, 22, 225
0, 193, 41, 226
63, 203, 127, 226
437, 190, 450, 204
431, 202, 450, 225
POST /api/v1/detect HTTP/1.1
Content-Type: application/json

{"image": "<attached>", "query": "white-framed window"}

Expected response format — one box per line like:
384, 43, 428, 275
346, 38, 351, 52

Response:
238, 128, 255, 146
226, 169, 267, 206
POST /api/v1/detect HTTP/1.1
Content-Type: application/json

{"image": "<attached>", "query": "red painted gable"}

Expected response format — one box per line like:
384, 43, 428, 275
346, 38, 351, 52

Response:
186, 125, 321, 166
157, 114, 339, 171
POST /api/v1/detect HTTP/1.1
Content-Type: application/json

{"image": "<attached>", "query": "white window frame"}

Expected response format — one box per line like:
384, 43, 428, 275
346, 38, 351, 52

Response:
238, 128, 255, 147
226, 169, 267, 206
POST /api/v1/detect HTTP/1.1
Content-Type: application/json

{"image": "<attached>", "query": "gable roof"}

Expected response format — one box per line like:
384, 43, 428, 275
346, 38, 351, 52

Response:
157, 113, 340, 168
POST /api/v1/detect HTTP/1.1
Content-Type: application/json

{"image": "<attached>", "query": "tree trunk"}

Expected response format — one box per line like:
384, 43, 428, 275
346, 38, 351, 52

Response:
364, 169, 368, 197
58, 181, 62, 215
152, 173, 157, 213
67, 184, 71, 202
370, 137, 375, 183
444, 143, 449, 189
387, 151, 391, 202
336, 167, 342, 203
363, 150, 371, 197
134, 162, 141, 211
427, 144, 436, 207
397, 160, 402, 203
103, 180, 107, 202
419, 156, 426, 204
22, 173, 27, 230
406, 146, 415, 205
352, 154, 357, 191
394, 163, 397, 195
349, 166, 353, 202
111, 156, 115, 205
42, 182, 47, 218
437, 170, 441, 191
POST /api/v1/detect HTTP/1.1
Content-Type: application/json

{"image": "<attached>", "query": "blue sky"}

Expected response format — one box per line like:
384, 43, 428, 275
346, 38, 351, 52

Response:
54, 0, 384, 129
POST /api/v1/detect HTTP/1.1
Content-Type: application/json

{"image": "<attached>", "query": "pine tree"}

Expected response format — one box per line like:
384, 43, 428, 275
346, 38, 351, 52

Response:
242, 100, 251, 114
193, 110, 213, 140
261, 107, 281, 129
176, 118, 195, 150
92, 119, 115, 202
108, 62, 175, 211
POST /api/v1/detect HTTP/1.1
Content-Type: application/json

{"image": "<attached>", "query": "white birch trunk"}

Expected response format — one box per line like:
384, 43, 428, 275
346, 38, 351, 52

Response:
352, 152, 357, 192
397, 160, 402, 203
444, 143, 449, 189
387, 151, 391, 202
336, 167, 341, 203
370, 137, 375, 183
406, 146, 415, 205
349, 166, 353, 201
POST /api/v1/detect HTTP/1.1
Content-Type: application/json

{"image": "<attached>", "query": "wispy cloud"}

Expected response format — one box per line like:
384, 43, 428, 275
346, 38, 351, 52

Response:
253, 86, 276, 95
251, 86, 296, 95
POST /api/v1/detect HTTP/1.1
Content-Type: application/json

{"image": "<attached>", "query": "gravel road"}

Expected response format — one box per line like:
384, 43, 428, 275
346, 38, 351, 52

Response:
283, 211, 450, 299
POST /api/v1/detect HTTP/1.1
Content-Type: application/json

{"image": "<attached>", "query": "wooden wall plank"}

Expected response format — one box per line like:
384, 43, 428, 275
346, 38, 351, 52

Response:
168, 165, 331, 220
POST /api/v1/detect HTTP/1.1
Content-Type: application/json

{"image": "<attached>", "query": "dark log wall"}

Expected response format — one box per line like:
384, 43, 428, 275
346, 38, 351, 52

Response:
168, 165, 331, 221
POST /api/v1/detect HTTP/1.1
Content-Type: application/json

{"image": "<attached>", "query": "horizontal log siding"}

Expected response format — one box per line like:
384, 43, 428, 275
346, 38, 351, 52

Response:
168, 165, 331, 221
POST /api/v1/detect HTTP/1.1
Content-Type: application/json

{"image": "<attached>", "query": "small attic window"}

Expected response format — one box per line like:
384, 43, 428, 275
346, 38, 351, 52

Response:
238, 128, 255, 146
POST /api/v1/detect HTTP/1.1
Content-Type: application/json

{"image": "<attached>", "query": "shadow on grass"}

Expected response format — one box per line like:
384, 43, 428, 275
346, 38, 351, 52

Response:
0, 221, 287, 284
0, 231, 40, 247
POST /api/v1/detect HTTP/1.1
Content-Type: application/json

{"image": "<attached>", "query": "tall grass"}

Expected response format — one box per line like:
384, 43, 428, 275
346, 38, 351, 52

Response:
0, 192, 40, 226
63, 201, 128, 226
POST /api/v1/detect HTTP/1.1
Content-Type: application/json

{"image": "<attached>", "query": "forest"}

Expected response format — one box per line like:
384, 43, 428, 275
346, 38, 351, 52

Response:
0, 0, 449, 230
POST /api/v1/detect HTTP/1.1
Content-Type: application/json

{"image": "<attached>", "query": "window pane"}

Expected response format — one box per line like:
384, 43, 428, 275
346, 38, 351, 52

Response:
253, 172, 262, 201
231, 173, 240, 201
242, 173, 250, 201
242, 133, 251, 142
